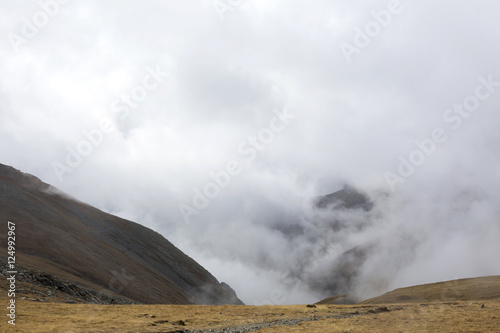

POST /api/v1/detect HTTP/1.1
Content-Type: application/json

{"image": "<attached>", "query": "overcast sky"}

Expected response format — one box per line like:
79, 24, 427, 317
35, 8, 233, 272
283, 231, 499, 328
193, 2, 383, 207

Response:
2, 0, 500, 304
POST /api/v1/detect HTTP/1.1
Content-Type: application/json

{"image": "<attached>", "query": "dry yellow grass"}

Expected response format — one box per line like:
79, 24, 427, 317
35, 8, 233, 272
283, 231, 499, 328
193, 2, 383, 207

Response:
1, 298, 499, 332
2, 276, 500, 332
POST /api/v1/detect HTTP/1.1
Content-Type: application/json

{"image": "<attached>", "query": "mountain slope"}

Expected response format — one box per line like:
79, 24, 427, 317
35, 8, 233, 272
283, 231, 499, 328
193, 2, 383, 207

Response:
0, 163, 243, 305
361, 275, 500, 304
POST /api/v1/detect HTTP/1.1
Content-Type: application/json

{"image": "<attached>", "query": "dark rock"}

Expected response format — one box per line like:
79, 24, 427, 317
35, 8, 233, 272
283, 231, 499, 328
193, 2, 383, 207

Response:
314, 185, 373, 211
368, 306, 390, 314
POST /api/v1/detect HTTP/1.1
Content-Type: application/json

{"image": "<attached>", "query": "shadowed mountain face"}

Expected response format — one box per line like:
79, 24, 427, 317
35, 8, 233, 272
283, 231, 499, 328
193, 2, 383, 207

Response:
0, 164, 243, 305
314, 186, 374, 211
305, 186, 375, 299
263, 186, 376, 303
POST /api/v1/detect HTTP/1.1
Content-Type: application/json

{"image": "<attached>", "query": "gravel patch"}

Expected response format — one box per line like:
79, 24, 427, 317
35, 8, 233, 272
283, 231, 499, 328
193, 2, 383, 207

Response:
172, 312, 362, 333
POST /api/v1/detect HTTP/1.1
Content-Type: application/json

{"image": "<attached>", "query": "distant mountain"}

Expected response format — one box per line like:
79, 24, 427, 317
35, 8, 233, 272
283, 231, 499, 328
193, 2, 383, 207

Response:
0, 163, 243, 305
314, 294, 356, 305
313, 185, 374, 211
305, 186, 375, 299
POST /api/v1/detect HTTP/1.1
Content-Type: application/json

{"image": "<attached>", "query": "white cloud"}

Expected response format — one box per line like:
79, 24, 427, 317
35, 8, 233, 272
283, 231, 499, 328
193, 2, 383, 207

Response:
1, 0, 500, 304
